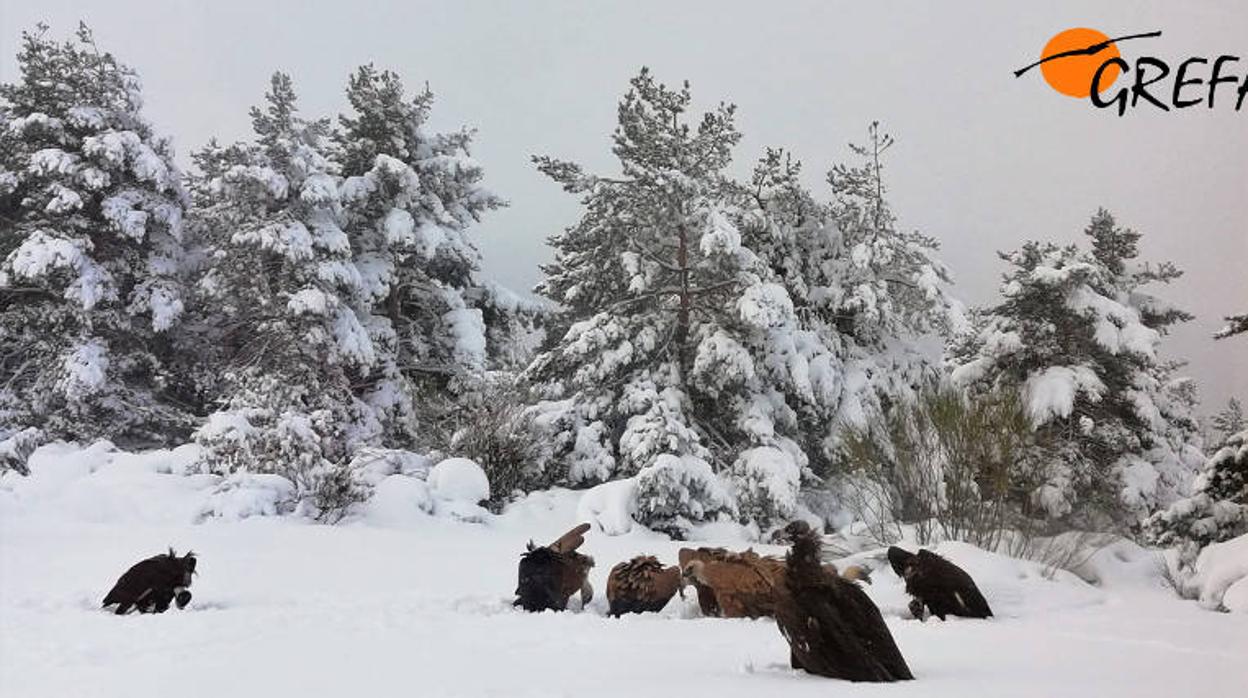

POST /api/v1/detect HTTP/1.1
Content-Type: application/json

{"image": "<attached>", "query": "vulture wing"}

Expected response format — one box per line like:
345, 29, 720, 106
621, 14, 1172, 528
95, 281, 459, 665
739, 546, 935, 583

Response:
549, 523, 591, 553
914, 550, 993, 619
102, 554, 178, 614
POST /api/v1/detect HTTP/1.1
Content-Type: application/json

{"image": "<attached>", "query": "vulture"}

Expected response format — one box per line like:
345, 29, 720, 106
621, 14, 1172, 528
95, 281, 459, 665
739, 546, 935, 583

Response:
678, 547, 781, 618
606, 555, 682, 616
887, 546, 993, 620
678, 547, 873, 619
514, 523, 595, 612
102, 549, 197, 615
773, 521, 914, 682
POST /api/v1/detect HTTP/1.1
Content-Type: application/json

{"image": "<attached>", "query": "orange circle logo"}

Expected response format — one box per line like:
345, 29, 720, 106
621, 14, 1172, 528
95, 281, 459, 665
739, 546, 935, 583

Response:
1039, 28, 1121, 98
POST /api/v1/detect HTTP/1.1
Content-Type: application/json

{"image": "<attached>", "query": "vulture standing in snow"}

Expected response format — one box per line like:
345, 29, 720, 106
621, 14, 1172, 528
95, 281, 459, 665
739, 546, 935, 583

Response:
102, 549, 197, 615
773, 522, 914, 682
514, 523, 596, 612
606, 555, 683, 616
678, 547, 873, 619
678, 547, 781, 618
888, 546, 993, 620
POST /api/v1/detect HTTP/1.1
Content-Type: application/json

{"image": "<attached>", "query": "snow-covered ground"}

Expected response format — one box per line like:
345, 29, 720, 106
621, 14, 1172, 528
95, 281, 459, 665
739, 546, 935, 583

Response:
2, 445, 1246, 698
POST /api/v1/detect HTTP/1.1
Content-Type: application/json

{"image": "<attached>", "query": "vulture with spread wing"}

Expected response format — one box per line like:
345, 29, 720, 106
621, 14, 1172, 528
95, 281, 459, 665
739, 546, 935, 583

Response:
514, 523, 595, 612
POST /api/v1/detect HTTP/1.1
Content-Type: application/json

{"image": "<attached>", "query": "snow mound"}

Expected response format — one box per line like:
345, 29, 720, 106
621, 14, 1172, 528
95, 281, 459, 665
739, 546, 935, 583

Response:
364, 474, 434, 526
1187, 533, 1248, 613
427, 457, 490, 504
577, 477, 639, 535
426, 458, 490, 522
200, 472, 296, 521
0, 441, 209, 525
1066, 536, 1168, 589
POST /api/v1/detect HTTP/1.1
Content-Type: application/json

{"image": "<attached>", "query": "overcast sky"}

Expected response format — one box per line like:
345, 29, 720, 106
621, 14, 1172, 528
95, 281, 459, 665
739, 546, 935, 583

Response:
1, 0, 1244, 415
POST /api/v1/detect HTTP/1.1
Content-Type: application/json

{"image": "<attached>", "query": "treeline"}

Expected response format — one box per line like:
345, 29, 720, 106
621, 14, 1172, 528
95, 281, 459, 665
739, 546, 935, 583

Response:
0, 24, 1243, 552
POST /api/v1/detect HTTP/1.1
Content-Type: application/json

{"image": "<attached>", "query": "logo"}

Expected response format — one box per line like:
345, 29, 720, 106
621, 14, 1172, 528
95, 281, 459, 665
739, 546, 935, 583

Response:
1014, 28, 1247, 115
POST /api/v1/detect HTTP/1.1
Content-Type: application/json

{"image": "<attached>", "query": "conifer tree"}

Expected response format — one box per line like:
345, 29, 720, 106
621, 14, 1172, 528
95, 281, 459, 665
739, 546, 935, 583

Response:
527, 69, 775, 530
0, 24, 190, 454
187, 73, 376, 518
335, 65, 507, 447
953, 210, 1203, 526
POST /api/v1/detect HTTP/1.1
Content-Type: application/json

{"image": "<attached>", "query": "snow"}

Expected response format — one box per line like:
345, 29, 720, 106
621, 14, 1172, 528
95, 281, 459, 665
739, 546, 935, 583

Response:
2, 443, 1246, 698
58, 339, 110, 399
287, 287, 332, 315
577, 477, 640, 535
1186, 534, 1248, 613
1022, 365, 1105, 425
201, 472, 297, 521
440, 302, 487, 371
426, 457, 490, 505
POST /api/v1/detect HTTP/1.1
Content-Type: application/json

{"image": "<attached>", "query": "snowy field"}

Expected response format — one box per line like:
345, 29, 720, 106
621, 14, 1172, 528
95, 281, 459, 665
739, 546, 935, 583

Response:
2, 445, 1246, 698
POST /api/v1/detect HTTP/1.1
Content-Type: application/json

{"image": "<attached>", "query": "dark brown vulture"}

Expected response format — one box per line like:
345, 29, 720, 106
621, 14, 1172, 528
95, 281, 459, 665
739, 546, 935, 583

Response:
102, 549, 197, 615
887, 546, 993, 620
772, 522, 914, 682
606, 555, 682, 616
514, 523, 595, 612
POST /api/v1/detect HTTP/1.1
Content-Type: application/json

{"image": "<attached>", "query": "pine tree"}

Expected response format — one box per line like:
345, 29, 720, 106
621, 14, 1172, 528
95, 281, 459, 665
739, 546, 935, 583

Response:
187, 73, 376, 519
335, 65, 506, 447
820, 124, 963, 464
1211, 398, 1245, 443
952, 210, 1203, 527
528, 69, 824, 531
1143, 428, 1247, 551
0, 23, 190, 455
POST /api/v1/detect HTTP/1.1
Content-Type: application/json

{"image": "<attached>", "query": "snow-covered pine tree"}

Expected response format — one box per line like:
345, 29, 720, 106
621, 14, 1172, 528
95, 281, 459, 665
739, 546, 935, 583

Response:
0, 23, 190, 458
528, 69, 829, 531
1143, 427, 1248, 552
334, 65, 508, 447
187, 73, 376, 520
818, 123, 963, 466
952, 210, 1203, 528
1211, 398, 1244, 443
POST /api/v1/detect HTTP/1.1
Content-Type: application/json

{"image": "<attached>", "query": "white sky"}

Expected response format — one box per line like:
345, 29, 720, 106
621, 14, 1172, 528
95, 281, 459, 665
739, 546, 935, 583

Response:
1, 0, 1244, 416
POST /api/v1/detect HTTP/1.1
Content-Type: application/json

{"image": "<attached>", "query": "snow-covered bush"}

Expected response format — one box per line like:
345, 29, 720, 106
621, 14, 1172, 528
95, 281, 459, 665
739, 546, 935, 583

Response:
192, 379, 371, 523
199, 472, 297, 521
839, 387, 1048, 547
0, 427, 43, 475
729, 446, 802, 528
438, 375, 549, 512
0, 24, 192, 457
633, 454, 735, 538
